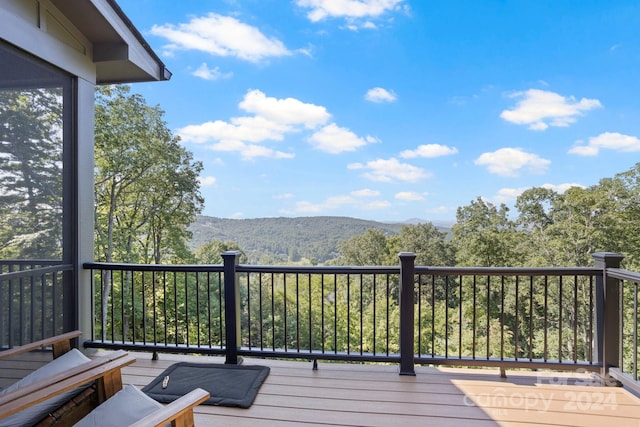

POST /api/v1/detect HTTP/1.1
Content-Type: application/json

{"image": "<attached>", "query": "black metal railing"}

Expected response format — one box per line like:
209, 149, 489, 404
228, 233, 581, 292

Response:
86, 263, 226, 355
83, 252, 639, 388
233, 263, 401, 364
604, 264, 640, 393
413, 266, 599, 371
0, 261, 73, 349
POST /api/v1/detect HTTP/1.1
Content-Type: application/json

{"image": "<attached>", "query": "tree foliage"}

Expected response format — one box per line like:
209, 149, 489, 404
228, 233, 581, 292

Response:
452, 197, 520, 267
195, 240, 247, 264
94, 85, 203, 264
389, 223, 454, 266
93, 85, 203, 338
335, 229, 395, 266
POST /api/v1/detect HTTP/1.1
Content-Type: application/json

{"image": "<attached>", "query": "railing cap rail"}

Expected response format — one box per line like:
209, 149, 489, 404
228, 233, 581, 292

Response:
606, 267, 640, 283
0, 264, 73, 280
83, 262, 224, 273
414, 266, 600, 276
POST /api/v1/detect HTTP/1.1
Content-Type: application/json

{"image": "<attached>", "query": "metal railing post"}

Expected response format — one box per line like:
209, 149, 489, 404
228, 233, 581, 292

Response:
399, 252, 416, 376
222, 251, 242, 364
593, 252, 624, 384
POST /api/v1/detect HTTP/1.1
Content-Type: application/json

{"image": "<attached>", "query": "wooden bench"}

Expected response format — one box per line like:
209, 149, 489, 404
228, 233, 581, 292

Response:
0, 334, 209, 426
0, 349, 135, 425
0, 330, 82, 361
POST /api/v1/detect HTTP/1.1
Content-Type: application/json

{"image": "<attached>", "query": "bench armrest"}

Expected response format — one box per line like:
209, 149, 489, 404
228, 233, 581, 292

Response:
130, 388, 210, 427
0, 331, 82, 360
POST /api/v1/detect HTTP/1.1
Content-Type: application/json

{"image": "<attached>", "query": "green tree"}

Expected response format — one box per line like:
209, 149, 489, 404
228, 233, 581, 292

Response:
195, 240, 247, 264
603, 163, 640, 268
515, 187, 560, 266
335, 229, 395, 266
389, 222, 454, 266
94, 85, 203, 337
94, 85, 203, 264
452, 197, 520, 267
516, 184, 623, 267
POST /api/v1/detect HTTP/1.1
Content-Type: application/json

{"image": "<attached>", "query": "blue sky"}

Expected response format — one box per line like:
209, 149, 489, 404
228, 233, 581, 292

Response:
117, 0, 640, 224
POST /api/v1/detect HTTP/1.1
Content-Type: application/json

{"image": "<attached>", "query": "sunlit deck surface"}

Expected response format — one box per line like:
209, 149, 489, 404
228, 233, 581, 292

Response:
90, 350, 639, 427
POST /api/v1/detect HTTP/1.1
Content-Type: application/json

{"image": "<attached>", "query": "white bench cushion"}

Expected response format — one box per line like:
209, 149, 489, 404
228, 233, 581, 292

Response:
75, 384, 164, 427
0, 348, 90, 427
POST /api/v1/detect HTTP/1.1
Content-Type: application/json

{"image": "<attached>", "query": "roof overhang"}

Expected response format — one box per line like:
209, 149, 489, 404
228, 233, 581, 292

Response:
49, 0, 171, 84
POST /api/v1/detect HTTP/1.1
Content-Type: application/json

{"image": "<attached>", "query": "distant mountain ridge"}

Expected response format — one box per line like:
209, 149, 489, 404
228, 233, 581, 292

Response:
188, 215, 448, 264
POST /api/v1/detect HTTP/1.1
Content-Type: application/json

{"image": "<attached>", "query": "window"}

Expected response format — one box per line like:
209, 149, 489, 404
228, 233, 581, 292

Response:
0, 41, 75, 344
0, 42, 73, 263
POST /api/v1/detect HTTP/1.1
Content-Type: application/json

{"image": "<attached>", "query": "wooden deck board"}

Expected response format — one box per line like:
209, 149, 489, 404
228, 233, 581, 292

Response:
3, 349, 638, 426
107, 350, 640, 427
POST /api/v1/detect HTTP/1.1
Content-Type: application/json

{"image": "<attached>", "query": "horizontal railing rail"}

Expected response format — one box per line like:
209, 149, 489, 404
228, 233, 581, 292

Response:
83, 252, 638, 388
0, 259, 64, 274
0, 263, 73, 349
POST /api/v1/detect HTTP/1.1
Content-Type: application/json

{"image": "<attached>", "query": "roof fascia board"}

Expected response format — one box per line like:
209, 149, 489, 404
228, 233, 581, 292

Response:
0, 7, 96, 84
90, 0, 169, 81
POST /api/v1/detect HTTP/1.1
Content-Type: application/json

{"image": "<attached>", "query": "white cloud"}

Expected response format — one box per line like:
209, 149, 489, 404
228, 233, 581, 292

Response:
541, 183, 585, 192
297, 0, 405, 20
363, 200, 392, 209
192, 63, 233, 80
308, 123, 370, 153
365, 87, 397, 103
475, 148, 550, 177
290, 201, 323, 213
179, 89, 370, 159
348, 158, 430, 182
178, 90, 334, 159
150, 13, 291, 62
210, 140, 295, 160
493, 187, 529, 203
178, 116, 291, 144
366, 135, 382, 144
400, 144, 458, 159
568, 132, 640, 156
351, 188, 380, 197
395, 191, 425, 201
296, 0, 406, 29
290, 195, 354, 213
273, 193, 295, 200
199, 176, 217, 186
239, 89, 330, 128
284, 191, 389, 214
500, 89, 601, 130
237, 144, 295, 160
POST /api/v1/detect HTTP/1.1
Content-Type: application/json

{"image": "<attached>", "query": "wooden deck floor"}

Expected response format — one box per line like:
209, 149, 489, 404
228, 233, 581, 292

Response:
104, 351, 640, 427
2, 349, 639, 426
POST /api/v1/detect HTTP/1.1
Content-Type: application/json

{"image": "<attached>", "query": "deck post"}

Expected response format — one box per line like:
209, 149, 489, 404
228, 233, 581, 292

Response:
593, 252, 624, 385
398, 252, 416, 376
222, 251, 242, 364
